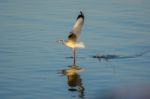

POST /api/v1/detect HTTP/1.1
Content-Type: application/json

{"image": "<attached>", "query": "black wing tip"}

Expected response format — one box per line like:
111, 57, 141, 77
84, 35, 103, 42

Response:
77, 11, 84, 20
80, 11, 83, 15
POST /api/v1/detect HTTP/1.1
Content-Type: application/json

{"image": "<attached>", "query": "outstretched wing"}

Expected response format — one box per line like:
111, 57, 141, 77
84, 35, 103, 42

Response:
68, 11, 84, 42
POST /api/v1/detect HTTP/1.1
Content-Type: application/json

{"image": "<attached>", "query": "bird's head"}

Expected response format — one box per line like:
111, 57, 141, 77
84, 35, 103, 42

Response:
56, 40, 65, 44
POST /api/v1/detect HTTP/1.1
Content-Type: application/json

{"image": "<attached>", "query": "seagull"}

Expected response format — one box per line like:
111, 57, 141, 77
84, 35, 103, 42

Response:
57, 11, 85, 66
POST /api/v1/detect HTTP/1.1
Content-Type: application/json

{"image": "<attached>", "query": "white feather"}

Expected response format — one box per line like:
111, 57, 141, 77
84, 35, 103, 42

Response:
71, 17, 84, 38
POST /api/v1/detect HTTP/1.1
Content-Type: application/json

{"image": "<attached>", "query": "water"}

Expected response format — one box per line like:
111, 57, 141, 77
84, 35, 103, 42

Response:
0, 0, 150, 99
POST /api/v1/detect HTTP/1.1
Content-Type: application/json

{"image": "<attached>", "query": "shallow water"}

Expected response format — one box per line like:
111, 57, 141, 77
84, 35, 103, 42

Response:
0, 0, 150, 99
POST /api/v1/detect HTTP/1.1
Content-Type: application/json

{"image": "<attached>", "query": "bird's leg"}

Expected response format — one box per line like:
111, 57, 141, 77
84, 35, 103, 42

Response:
72, 48, 76, 66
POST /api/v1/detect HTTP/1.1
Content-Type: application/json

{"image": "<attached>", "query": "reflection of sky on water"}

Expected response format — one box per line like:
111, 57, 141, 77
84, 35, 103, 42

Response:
0, 0, 150, 99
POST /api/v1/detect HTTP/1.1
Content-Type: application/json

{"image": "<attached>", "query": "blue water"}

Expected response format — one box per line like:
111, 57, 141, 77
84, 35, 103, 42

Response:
0, 0, 150, 99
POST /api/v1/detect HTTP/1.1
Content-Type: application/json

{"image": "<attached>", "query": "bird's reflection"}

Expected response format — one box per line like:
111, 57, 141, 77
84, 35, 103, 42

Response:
59, 65, 85, 98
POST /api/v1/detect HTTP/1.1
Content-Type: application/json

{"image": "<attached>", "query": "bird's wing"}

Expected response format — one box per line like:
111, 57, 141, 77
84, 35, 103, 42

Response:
68, 11, 84, 41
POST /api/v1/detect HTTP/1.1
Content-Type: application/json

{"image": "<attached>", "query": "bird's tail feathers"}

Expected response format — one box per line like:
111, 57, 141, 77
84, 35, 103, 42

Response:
75, 42, 85, 48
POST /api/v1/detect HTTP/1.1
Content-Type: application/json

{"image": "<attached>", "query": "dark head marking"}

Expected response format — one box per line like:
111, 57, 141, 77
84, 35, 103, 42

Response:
68, 33, 77, 42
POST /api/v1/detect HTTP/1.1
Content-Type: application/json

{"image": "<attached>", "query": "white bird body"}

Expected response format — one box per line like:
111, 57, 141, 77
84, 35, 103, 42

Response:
64, 41, 85, 48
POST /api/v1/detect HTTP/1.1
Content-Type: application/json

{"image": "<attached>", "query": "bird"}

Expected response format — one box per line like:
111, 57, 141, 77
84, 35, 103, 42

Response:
57, 11, 85, 66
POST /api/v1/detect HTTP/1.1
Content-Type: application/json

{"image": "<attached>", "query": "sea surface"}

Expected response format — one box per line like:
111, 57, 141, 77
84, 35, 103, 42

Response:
0, 0, 150, 99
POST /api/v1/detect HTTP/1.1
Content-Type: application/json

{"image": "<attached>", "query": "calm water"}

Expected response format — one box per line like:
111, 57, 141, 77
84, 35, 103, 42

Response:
0, 0, 150, 99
